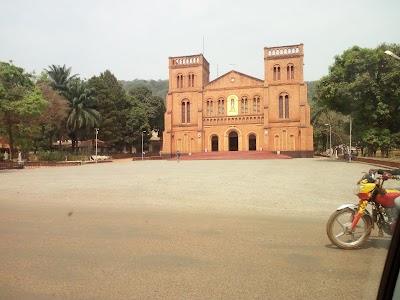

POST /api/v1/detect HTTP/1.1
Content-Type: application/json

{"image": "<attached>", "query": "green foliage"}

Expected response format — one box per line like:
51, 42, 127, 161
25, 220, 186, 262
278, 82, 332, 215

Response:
0, 61, 47, 155
35, 82, 69, 151
88, 70, 130, 149
45, 64, 78, 93
312, 108, 350, 154
306, 81, 317, 103
128, 86, 165, 134
316, 44, 400, 155
65, 79, 100, 132
45, 64, 101, 152
63, 79, 100, 151
3, 63, 165, 155
36, 150, 87, 161
119, 94, 150, 148
16, 85, 47, 116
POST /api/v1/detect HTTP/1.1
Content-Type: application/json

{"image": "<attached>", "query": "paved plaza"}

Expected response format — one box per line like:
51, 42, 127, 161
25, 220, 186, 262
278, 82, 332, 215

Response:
0, 158, 396, 299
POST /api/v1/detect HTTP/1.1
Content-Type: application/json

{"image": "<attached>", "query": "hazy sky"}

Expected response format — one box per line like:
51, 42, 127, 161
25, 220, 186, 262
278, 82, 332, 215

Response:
1, 0, 398, 82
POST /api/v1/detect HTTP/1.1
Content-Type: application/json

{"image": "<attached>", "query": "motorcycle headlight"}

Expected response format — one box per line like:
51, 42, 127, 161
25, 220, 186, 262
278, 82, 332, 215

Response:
353, 185, 364, 195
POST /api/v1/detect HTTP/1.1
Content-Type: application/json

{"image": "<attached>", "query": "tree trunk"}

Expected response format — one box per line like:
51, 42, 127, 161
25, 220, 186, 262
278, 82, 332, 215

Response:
6, 116, 14, 160
367, 146, 374, 157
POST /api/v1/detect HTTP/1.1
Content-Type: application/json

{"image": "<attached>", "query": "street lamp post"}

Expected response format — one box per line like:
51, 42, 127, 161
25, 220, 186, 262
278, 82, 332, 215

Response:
141, 131, 146, 161
94, 128, 99, 163
324, 123, 332, 157
384, 50, 400, 61
349, 117, 352, 163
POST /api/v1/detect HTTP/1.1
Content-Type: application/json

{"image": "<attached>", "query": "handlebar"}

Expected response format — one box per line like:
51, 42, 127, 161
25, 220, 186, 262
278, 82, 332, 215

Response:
382, 174, 400, 181
368, 169, 400, 181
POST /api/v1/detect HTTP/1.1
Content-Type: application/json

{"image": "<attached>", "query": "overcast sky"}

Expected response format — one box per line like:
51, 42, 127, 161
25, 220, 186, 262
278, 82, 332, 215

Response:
1, 0, 398, 82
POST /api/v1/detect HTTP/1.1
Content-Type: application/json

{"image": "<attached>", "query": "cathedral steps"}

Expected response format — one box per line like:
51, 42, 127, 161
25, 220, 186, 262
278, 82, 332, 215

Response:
175, 151, 292, 160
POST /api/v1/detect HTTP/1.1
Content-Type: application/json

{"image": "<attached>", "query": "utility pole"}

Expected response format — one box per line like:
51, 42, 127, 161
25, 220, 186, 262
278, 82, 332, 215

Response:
349, 117, 352, 163
94, 128, 99, 163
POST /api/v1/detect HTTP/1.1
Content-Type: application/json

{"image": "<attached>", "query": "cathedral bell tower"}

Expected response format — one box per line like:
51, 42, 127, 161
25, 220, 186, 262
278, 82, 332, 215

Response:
168, 54, 210, 91
264, 44, 304, 85
163, 54, 210, 156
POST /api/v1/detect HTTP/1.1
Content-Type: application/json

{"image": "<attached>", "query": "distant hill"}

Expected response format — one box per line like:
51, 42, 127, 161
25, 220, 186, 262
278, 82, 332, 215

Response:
119, 79, 169, 99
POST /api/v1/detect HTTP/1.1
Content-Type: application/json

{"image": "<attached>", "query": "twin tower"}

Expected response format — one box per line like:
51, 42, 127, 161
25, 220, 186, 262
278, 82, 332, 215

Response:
162, 44, 313, 157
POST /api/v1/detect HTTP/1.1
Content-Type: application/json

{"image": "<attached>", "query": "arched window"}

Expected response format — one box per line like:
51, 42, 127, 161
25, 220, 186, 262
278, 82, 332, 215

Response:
287, 64, 294, 80
206, 99, 213, 116
285, 95, 289, 118
273, 65, 281, 81
253, 95, 261, 113
279, 93, 289, 119
188, 73, 195, 87
241, 96, 248, 114
218, 97, 225, 115
177, 73, 183, 88
181, 99, 190, 123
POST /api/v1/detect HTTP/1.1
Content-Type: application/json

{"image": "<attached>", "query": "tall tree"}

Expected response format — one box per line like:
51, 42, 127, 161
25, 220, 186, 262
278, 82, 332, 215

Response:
63, 79, 100, 151
128, 86, 165, 134
0, 61, 47, 158
45, 64, 77, 93
125, 95, 150, 151
316, 44, 400, 156
36, 82, 69, 150
88, 70, 128, 150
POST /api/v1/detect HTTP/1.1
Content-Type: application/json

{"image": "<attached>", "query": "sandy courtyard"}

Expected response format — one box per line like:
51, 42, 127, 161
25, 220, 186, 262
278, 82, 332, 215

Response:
0, 158, 395, 299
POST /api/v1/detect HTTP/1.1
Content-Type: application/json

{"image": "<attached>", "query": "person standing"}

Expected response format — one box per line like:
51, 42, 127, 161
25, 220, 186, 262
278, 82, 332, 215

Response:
176, 150, 180, 162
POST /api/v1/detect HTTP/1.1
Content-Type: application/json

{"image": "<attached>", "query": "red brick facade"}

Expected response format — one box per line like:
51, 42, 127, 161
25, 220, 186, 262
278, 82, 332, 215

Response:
162, 44, 313, 157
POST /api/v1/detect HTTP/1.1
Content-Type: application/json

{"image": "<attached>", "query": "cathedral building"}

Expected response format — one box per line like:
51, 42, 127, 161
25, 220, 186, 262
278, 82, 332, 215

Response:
162, 44, 313, 158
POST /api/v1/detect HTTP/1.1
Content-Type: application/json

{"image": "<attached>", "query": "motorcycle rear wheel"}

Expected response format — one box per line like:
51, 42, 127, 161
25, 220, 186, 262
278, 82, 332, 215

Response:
326, 208, 372, 249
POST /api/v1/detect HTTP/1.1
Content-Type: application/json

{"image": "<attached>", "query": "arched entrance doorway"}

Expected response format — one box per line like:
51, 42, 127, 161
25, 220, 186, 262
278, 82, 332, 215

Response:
229, 131, 238, 151
249, 134, 256, 151
211, 136, 219, 151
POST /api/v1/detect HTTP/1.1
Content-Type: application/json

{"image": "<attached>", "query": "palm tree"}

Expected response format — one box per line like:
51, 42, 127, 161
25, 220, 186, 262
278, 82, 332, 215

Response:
64, 79, 100, 152
45, 65, 77, 93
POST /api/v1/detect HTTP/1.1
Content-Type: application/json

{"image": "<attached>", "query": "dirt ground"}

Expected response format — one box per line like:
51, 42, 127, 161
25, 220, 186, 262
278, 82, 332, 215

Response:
0, 157, 396, 299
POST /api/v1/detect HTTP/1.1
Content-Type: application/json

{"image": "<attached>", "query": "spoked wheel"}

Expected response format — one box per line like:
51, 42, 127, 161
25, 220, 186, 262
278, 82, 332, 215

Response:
326, 208, 372, 249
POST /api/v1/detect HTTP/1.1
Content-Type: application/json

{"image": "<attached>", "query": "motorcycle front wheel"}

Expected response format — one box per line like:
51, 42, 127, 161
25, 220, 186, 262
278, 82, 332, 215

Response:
326, 208, 372, 250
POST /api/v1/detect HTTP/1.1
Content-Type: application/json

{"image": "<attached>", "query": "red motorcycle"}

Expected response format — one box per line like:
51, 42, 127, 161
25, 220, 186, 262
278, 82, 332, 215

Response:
326, 171, 400, 249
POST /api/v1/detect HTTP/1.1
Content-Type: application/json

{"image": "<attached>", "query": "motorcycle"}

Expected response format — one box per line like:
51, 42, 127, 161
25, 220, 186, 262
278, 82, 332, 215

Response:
326, 171, 400, 249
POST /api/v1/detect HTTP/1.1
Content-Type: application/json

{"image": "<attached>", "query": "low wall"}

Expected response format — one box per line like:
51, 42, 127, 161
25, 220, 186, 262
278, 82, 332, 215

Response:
275, 151, 314, 158
0, 162, 24, 170
0, 161, 83, 170
112, 152, 162, 159
350, 156, 400, 169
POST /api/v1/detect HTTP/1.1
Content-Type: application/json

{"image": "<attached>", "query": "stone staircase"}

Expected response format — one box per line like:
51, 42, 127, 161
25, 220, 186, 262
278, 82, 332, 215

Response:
176, 151, 292, 161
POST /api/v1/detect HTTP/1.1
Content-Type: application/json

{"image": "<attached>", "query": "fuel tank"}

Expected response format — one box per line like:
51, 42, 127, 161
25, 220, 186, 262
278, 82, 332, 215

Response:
376, 190, 400, 207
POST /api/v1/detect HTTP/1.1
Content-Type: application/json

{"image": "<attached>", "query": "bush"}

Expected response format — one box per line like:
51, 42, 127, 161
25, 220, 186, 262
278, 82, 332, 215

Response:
36, 151, 66, 161
36, 151, 89, 162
